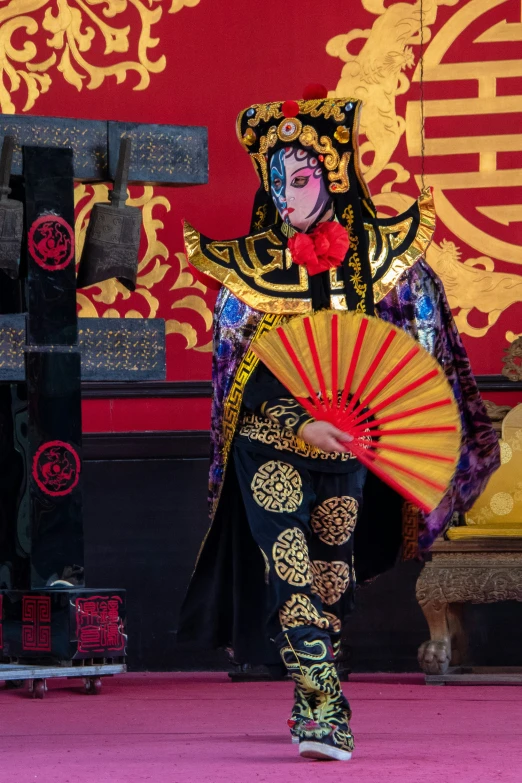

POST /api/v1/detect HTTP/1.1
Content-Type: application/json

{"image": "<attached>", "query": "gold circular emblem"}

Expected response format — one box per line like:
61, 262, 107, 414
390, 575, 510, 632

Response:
311, 496, 358, 545
279, 593, 329, 631
277, 117, 302, 142
500, 440, 513, 465
311, 560, 351, 605
251, 460, 303, 513
272, 527, 312, 587
490, 492, 514, 517
405, 3, 522, 268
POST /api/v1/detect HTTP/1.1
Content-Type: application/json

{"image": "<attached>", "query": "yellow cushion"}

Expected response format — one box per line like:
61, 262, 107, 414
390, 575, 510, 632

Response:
463, 404, 522, 530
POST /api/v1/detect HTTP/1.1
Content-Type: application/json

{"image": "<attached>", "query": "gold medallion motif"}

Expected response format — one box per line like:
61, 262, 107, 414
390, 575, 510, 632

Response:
272, 528, 311, 587
277, 118, 303, 143
311, 496, 358, 546
252, 461, 303, 513
490, 492, 515, 517
311, 561, 351, 605
279, 594, 329, 631
323, 611, 342, 635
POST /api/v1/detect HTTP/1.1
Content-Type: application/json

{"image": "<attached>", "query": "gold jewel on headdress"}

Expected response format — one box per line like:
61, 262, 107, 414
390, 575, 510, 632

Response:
237, 90, 357, 196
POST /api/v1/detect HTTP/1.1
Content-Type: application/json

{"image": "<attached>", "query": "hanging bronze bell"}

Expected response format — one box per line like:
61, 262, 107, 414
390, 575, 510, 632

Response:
0, 135, 23, 279
77, 137, 142, 291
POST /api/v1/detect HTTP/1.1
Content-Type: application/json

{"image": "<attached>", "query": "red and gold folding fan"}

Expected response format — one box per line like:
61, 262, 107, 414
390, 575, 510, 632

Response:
251, 310, 461, 513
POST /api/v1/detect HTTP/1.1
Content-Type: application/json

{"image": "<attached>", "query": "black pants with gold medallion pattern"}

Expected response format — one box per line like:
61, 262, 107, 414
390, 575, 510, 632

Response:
233, 443, 367, 658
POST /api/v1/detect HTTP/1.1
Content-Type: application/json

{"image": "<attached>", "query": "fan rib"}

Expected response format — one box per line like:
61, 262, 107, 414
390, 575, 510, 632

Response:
350, 398, 453, 430
343, 330, 397, 417
363, 440, 456, 463
339, 317, 368, 411
295, 395, 321, 420
303, 316, 329, 409
347, 440, 432, 513
362, 452, 447, 493
349, 368, 440, 423
253, 311, 462, 515
331, 314, 338, 405
276, 327, 325, 412
353, 425, 458, 436
346, 346, 420, 423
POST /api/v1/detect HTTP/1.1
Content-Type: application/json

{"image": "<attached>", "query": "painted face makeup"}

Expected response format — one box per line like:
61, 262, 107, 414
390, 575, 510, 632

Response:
270, 147, 332, 232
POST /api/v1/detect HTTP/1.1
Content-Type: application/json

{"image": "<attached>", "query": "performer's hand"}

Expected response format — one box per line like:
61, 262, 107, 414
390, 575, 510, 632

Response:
299, 421, 353, 453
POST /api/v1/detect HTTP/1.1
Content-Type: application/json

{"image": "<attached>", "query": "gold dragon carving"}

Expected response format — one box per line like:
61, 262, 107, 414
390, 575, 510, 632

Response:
74, 183, 212, 352
327, 0, 522, 342
0, 0, 201, 114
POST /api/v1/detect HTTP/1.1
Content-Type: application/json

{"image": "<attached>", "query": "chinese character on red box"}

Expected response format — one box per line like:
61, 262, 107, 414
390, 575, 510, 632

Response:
76, 595, 125, 654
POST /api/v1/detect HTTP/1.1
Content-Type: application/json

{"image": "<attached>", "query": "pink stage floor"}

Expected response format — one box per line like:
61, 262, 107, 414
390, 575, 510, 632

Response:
1, 672, 522, 783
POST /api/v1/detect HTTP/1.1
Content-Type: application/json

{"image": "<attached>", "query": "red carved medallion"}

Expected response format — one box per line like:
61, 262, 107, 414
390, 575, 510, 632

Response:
32, 440, 81, 497
28, 214, 75, 271
22, 596, 51, 652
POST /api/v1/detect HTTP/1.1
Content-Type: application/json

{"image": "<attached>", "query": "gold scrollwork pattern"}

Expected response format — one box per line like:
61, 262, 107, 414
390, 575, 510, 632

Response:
329, 0, 522, 341
311, 561, 351, 605
242, 98, 347, 131
311, 496, 358, 546
402, 502, 420, 561
298, 126, 349, 194
262, 398, 309, 431
323, 611, 342, 635
253, 205, 268, 232
0, 1, 201, 114
252, 462, 303, 514
342, 205, 367, 312
183, 223, 312, 313
279, 594, 329, 632
75, 184, 212, 351
239, 413, 356, 463
364, 218, 413, 278
272, 527, 311, 587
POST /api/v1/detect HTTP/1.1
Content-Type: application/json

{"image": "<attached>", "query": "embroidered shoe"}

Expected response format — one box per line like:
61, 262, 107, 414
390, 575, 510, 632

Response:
298, 718, 354, 761
287, 716, 301, 744
288, 685, 314, 744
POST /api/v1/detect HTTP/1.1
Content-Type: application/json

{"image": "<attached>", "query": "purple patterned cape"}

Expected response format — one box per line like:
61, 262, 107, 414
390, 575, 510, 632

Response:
178, 258, 500, 660
208, 259, 500, 554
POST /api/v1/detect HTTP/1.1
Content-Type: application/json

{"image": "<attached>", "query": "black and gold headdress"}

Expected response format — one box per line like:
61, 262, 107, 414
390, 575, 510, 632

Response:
236, 95, 362, 198
184, 85, 435, 316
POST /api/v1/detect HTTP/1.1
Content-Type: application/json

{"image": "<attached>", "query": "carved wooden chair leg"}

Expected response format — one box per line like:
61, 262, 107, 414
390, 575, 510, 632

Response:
416, 567, 452, 675
447, 603, 468, 667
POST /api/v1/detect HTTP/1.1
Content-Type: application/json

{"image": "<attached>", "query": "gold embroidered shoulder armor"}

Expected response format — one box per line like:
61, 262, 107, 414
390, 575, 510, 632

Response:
183, 188, 435, 314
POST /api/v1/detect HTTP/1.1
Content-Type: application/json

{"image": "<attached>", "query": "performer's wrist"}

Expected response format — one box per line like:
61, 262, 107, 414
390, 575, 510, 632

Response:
296, 417, 316, 440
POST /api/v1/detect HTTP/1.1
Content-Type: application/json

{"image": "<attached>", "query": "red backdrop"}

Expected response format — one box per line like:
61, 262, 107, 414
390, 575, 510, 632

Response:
4, 0, 520, 430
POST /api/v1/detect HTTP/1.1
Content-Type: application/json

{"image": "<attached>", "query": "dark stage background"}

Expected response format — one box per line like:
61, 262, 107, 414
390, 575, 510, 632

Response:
82, 430, 522, 673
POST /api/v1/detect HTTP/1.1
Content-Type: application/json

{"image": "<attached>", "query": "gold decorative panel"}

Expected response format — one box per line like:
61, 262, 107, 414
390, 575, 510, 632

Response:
328, 0, 522, 344
0, 0, 201, 114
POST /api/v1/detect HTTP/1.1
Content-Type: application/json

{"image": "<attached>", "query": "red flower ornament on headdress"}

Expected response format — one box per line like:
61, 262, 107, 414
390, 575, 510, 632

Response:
287, 222, 349, 276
